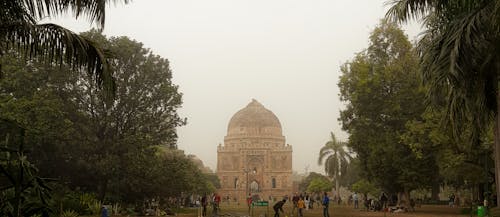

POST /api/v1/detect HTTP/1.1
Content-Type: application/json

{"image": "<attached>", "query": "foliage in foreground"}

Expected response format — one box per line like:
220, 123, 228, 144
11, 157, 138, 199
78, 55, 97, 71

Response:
0, 120, 52, 217
387, 0, 500, 205
0, 31, 216, 215
0, 0, 129, 93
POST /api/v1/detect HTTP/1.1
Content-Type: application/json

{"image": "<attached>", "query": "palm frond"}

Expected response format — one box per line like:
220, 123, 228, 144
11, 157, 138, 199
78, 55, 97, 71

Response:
325, 157, 337, 177
318, 142, 333, 164
385, 0, 500, 206
318, 132, 352, 178
386, 0, 436, 22
387, 0, 498, 145
2, 22, 115, 93
0, 0, 36, 24
19, 0, 130, 28
417, 1, 496, 142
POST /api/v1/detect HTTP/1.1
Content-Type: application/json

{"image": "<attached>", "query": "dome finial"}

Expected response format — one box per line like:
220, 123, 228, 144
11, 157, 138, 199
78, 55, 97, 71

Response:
248, 98, 262, 107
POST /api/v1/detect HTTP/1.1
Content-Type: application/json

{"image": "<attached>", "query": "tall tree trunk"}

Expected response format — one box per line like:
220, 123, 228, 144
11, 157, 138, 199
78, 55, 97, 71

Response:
479, 183, 485, 202
335, 173, 340, 198
405, 189, 411, 208
495, 63, 500, 207
14, 170, 21, 217
431, 179, 440, 201
397, 192, 402, 207
495, 118, 499, 206
397, 189, 410, 208
98, 179, 108, 202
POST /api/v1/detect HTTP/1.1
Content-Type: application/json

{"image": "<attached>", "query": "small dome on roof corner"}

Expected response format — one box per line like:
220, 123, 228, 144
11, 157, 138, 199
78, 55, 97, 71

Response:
226, 99, 283, 137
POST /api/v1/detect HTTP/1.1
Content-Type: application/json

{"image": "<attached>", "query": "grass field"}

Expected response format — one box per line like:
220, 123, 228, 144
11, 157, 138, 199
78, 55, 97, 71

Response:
178, 202, 472, 217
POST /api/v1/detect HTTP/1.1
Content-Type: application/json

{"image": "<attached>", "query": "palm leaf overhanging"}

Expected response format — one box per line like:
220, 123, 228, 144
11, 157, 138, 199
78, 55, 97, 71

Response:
387, 0, 500, 140
386, 0, 500, 205
0, 0, 129, 91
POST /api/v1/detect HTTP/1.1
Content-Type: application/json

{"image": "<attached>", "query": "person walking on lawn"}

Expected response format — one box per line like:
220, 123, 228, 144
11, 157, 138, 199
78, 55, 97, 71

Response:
322, 192, 330, 217
273, 199, 287, 217
298, 197, 306, 217
292, 192, 300, 216
201, 194, 208, 216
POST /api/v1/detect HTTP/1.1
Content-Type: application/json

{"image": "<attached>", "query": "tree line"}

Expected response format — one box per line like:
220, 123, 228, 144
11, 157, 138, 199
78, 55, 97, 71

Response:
0, 30, 218, 216
317, 0, 500, 208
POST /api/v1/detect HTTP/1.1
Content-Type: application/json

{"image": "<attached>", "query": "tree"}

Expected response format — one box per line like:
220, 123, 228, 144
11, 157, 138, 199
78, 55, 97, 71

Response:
338, 157, 362, 189
0, 119, 53, 217
204, 173, 222, 190
116, 148, 211, 203
307, 178, 333, 194
298, 172, 331, 192
0, 1, 129, 210
338, 20, 436, 204
317, 132, 351, 196
51, 31, 186, 200
402, 108, 493, 201
0, 50, 80, 216
387, 0, 500, 206
0, 1, 128, 90
351, 179, 379, 199
0, 31, 188, 204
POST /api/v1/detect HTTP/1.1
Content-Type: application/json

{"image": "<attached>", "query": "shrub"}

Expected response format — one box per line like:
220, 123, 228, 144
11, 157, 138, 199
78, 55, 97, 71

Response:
61, 210, 79, 217
111, 203, 121, 215
87, 200, 102, 215
58, 192, 88, 214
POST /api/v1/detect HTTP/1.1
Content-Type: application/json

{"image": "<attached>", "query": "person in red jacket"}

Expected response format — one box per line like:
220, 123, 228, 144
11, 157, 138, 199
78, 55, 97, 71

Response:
247, 193, 253, 214
212, 192, 222, 215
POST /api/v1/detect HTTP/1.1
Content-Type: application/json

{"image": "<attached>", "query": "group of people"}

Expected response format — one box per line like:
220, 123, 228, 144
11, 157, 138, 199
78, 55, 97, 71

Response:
273, 192, 331, 217
199, 191, 332, 217
200, 193, 221, 217
448, 193, 459, 207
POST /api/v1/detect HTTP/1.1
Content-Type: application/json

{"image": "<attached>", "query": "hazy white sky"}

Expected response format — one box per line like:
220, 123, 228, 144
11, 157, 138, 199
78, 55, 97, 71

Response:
52, 0, 421, 174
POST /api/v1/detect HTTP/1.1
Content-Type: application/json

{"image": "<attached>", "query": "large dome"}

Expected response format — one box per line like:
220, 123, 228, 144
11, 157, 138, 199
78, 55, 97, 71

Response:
227, 99, 283, 138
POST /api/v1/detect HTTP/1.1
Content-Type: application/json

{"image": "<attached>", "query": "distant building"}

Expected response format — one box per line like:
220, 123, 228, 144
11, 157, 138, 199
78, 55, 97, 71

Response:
217, 99, 293, 202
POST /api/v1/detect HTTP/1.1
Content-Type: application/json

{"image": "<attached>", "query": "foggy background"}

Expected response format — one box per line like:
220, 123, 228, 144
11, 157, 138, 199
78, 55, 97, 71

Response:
49, 0, 421, 174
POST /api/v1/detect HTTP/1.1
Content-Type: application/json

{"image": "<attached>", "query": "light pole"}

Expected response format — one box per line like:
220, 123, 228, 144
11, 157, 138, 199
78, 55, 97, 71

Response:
244, 168, 251, 200
244, 168, 257, 215
244, 168, 257, 196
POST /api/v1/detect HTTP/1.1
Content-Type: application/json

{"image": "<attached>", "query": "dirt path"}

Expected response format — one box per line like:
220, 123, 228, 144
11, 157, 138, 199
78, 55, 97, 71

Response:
179, 204, 468, 217
327, 205, 465, 217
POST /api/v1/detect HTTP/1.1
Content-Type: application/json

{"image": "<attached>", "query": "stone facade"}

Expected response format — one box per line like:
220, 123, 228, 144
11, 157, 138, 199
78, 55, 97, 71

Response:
217, 99, 293, 202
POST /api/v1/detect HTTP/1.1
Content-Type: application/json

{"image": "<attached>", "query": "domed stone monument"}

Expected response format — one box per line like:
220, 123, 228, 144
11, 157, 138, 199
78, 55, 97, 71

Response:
217, 99, 292, 202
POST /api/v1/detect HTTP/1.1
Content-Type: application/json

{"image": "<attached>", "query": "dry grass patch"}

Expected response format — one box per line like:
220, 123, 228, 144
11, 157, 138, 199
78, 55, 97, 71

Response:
178, 203, 467, 217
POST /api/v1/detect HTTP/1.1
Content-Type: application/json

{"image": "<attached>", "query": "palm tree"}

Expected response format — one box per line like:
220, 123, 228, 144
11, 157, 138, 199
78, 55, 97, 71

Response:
386, 0, 500, 206
0, 0, 129, 90
318, 132, 351, 198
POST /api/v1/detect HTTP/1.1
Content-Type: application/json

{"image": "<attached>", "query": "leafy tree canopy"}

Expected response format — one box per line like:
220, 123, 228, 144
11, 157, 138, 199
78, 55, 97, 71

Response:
307, 177, 333, 194
338, 20, 436, 194
0, 30, 210, 208
299, 172, 330, 192
351, 179, 379, 198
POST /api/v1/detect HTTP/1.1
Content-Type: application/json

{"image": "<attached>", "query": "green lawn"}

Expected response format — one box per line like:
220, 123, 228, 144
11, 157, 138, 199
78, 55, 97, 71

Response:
176, 202, 469, 217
